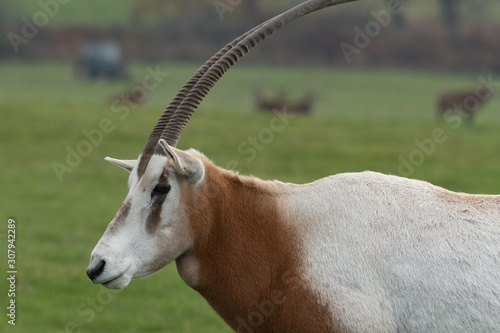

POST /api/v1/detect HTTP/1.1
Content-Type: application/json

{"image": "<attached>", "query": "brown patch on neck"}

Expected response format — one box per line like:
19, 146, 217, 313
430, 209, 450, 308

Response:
180, 162, 338, 332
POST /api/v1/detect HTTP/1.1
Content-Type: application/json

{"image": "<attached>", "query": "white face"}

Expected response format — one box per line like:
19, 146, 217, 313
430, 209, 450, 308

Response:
87, 154, 193, 289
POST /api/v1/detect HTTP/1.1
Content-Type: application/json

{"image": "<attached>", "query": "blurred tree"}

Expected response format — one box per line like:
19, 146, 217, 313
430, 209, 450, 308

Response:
0, 0, 7, 57
386, 0, 406, 28
241, 0, 260, 19
0, 0, 4, 30
440, 0, 459, 41
212, 0, 263, 22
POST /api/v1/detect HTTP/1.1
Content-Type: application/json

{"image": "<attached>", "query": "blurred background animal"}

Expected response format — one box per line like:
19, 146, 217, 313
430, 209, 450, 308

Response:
110, 84, 148, 106
437, 87, 494, 123
254, 89, 316, 114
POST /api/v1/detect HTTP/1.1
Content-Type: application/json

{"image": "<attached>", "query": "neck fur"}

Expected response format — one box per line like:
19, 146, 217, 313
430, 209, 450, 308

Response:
177, 161, 335, 332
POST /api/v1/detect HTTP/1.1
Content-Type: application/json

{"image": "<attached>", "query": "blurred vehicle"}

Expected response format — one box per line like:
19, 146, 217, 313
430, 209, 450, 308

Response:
76, 42, 128, 80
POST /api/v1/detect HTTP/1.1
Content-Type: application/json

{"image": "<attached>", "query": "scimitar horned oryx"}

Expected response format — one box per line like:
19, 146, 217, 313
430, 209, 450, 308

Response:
87, 0, 500, 331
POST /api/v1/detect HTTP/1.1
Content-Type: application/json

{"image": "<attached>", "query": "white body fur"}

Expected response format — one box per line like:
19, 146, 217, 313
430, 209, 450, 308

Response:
283, 171, 500, 331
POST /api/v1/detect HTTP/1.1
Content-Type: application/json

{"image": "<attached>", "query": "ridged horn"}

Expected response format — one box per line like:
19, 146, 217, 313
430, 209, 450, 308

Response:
138, 0, 357, 176
137, 25, 264, 176
160, 0, 357, 147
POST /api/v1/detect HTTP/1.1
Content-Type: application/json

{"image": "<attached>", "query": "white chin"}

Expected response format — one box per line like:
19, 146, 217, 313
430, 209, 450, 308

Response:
102, 273, 132, 289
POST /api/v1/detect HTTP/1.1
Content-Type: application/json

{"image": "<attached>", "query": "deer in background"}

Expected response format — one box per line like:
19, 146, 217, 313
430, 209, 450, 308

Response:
254, 90, 316, 114
110, 85, 148, 107
253, 89, 288, 112
437, 86, 494, 123
87, 0, 500, 332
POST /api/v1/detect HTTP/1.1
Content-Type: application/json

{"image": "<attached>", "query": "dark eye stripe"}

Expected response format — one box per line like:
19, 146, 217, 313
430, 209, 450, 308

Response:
146, 170, 170, 234
146, 194, 166, 234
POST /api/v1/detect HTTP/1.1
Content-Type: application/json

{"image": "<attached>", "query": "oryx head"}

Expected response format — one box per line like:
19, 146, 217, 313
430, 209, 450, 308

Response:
86, 0, 357, 289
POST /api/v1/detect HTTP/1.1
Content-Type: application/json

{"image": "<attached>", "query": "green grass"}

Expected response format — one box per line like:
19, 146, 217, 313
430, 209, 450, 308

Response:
4, 0, 500, 27
3, 1, 134, 27
1, 60, 500, 332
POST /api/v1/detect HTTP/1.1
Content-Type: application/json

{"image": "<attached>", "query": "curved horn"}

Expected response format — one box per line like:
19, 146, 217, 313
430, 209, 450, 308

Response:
137, 25, 265, 176
161, 0, 357, 147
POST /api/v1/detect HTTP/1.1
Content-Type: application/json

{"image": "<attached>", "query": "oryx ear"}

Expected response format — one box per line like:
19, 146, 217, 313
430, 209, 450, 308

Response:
158, 139, 204, 184
105, 157, 137, 173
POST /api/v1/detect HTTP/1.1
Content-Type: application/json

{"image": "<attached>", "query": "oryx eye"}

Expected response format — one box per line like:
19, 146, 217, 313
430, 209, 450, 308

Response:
152, 184, 171, 197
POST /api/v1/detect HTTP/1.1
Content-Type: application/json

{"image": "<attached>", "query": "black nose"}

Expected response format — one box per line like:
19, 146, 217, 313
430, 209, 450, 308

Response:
86, 259, 105, 281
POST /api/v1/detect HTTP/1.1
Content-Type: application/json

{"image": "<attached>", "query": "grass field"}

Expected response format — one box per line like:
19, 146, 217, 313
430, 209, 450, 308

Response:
1, 60, 500, 333
5, 0, 500, 27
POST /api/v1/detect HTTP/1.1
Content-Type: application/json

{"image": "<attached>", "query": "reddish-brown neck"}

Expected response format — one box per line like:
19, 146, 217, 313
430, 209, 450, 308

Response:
179, 162, 336, 332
